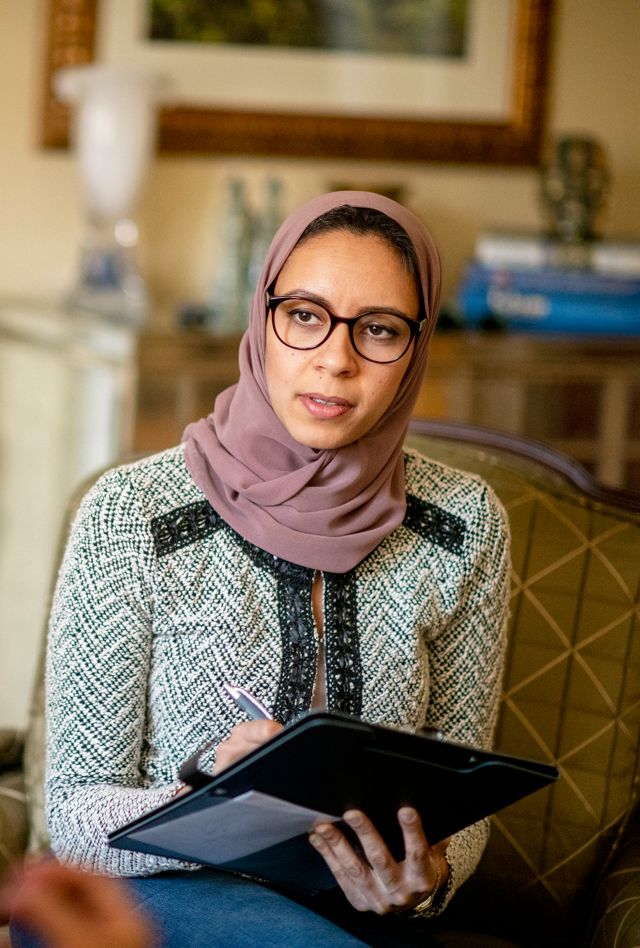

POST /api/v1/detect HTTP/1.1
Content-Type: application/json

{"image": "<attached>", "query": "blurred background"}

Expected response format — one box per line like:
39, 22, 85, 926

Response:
1, 0, 639, 728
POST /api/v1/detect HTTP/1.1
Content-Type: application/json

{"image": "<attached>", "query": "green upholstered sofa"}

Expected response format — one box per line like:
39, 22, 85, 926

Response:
2, 420, 640, 948
406, 420, 640, 948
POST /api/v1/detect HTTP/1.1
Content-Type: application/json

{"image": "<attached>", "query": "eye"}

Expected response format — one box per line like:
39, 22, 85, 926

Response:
289, 307, 323, 326
357, 315, 403, 342
280, 300, 329, 329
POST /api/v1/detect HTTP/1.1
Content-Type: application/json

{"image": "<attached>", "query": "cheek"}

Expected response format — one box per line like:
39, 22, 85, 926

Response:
265, 332, 304, 402
264, 337, 277, 397
368, 365, 407, 417
264, 327, 288, 399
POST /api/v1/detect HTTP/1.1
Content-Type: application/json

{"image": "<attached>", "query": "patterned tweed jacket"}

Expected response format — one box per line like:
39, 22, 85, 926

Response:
45, 444, 510, 909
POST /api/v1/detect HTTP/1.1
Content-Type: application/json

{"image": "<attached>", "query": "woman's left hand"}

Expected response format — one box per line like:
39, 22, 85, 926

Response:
309, 806, 449, 915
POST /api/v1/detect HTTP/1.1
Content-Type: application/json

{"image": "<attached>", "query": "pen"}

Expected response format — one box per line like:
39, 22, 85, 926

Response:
222, 682, 274, 721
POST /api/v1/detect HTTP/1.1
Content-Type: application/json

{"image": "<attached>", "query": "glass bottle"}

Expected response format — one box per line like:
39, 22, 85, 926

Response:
210, 178, 254, 333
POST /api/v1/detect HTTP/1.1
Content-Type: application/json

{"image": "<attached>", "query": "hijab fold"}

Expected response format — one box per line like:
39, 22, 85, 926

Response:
183, 191, 441, 573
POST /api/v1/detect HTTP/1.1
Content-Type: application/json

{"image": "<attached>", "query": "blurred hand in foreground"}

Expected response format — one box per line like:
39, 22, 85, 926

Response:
0, 858, 155, 948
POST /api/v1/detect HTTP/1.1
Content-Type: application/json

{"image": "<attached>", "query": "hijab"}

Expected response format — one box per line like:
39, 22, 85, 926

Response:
183, 190, 441, 573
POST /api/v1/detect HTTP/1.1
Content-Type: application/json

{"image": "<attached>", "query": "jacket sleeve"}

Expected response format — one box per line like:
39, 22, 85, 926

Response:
45, 466, 196, 877
422, 483, 511, 912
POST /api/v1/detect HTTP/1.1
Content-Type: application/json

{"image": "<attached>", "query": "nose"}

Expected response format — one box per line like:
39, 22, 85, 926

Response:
313, 322, 358, 375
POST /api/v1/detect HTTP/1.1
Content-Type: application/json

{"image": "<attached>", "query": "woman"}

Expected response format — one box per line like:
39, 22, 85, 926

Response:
18, 192, 510, 947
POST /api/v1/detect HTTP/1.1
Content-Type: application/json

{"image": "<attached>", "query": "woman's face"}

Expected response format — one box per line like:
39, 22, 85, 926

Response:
265, 230, 421, 450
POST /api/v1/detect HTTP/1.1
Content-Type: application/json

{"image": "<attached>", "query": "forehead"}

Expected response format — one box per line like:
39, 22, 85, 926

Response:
275, 230, 419, 306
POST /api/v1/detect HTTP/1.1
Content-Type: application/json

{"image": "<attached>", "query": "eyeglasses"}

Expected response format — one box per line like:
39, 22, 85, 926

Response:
265, 291, 426, 364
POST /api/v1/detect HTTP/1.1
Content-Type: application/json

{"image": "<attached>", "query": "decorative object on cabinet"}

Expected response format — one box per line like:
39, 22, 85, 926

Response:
246, 178, 285, 305
207, 178, 254, 334
40, 0, 553, 164
540, 135, 611, 243
207, 177, 285, 334
54, 64, 166, 324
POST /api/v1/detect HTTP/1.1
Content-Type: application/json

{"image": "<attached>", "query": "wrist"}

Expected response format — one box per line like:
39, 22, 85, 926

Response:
406, 858, 449, 917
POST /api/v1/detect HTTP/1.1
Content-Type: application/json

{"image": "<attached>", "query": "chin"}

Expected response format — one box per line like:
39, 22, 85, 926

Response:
292, 421, 355, 451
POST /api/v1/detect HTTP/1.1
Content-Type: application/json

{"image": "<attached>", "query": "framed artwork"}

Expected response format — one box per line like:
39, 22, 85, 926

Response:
40, 0, 553, 164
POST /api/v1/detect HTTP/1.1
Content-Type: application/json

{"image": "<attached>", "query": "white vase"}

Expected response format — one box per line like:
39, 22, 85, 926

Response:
55, 65, 167, 324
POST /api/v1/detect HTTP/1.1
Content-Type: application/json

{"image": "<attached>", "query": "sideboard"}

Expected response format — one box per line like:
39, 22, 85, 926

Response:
134, 329, 640, 491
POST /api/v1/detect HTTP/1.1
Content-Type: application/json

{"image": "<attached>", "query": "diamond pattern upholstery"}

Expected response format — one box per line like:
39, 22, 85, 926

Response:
406, 420, 640, 948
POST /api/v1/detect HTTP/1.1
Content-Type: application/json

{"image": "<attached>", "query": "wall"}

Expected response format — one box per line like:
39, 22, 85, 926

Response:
1, 0, 639, 323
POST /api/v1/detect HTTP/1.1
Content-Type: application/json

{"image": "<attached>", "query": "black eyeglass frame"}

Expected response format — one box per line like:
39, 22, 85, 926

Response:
264, 291, 427, 364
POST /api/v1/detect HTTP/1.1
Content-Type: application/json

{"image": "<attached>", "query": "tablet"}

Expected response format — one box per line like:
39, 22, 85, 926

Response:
109, 711, 558, 892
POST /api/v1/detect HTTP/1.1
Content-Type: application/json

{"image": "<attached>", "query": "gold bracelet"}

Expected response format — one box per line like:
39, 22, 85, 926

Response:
407, 865, 442, 917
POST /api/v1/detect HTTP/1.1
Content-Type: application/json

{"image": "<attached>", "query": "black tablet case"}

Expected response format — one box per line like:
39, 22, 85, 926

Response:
108, 711, 558, 892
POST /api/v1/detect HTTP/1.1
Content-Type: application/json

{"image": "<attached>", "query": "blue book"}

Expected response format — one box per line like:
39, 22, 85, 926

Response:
458, 282, 640, 335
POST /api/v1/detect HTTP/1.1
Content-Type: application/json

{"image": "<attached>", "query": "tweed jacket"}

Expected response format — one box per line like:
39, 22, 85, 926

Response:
45, 444, 510, 909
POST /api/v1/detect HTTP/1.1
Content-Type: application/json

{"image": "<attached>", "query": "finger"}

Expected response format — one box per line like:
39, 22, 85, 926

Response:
309, 826, 372, 912
214, 720, 282, 773
219, 720, 282, 753
342, 810, 402, 891
397, 809, 451, 859
233, 720, 283, 743
397, 808, 432, 883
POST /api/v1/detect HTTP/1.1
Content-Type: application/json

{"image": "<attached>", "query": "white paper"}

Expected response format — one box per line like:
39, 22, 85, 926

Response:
128, 791, 340, 864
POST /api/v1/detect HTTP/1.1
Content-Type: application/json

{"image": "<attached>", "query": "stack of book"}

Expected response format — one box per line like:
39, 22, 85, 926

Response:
456, 230, 640, 335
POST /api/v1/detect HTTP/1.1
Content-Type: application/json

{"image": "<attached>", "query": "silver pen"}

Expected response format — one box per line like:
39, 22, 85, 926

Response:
222, 682, 273, 721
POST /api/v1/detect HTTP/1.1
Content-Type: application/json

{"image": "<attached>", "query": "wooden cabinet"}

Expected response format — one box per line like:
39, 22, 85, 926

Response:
134, 329, 640, 490
134, 331, 242, 451
412, 332, 640, 489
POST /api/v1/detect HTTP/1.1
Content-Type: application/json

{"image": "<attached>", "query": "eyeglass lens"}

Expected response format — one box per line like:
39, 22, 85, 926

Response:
272, 297, 414, 363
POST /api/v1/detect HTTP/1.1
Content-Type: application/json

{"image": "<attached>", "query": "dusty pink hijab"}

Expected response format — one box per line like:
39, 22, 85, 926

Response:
183, 191, 441, 572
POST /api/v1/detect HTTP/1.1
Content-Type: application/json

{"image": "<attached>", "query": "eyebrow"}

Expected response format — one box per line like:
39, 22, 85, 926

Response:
273, 287, 419, 321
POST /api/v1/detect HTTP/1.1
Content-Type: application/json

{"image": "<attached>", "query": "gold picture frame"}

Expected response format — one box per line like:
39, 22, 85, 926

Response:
40, 0, 553, 165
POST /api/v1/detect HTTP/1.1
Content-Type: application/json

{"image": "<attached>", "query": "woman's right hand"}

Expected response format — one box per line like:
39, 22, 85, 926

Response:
213, 720, 283, 774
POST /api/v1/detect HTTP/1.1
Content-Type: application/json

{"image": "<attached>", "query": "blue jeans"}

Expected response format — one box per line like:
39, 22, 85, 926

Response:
10, 867, 444, 948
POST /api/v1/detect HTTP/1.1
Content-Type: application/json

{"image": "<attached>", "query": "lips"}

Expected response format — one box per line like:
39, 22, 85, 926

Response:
305, 393, 352, 407
299, 392, 354, 419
